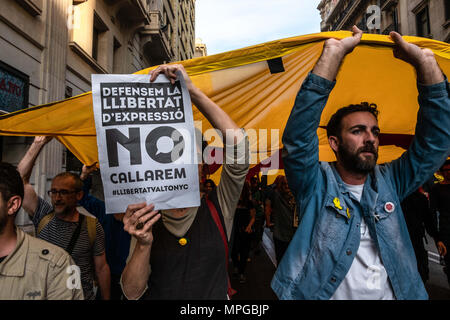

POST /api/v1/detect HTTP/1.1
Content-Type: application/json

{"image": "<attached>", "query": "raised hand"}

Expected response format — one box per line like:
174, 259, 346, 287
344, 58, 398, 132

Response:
313, 25, 363, 81
324, 25, 363, 57
33, 135, 53, 145
149, 64, 195, 92
80, 163, 98, 181
123, 203, 161, 246
390, 31, 444, 85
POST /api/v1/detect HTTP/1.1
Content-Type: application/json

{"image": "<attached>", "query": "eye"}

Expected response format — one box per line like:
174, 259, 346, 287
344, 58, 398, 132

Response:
352, 129, 361, 135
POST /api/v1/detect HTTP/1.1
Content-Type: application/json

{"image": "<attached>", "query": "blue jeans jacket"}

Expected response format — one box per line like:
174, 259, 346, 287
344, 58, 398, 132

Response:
271, 73, 450, 300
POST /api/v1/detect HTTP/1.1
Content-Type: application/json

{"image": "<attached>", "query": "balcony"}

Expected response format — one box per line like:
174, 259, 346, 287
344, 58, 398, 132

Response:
140, 10, 172, 65
327, 0, 364, 31
380, 0, 398, 11
108, 0, 151, 24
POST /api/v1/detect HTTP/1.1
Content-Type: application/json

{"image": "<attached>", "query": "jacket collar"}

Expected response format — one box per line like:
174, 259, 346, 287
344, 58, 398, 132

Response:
323, 162, 396, 217
0, 227, 27, 277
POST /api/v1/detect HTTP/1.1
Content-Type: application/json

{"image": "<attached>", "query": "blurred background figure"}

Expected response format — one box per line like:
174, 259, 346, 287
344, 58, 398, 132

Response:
203, 179, 217, 199
401, 186, 446, 284
231, 181, 255, 284
249, 176, 264, 258
265, 175, 297, 265
430, 160, 450, 287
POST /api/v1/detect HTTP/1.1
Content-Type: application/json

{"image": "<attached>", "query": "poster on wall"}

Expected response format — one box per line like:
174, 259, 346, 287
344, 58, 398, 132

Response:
0, 61, 29, 114
91, 73, 200, 214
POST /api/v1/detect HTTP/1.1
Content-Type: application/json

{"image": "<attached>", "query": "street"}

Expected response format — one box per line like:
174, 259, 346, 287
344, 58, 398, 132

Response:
230, 228, 450, 300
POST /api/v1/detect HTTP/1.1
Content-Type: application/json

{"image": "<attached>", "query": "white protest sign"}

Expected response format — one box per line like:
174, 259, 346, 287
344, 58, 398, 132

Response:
91, 73, 200, 214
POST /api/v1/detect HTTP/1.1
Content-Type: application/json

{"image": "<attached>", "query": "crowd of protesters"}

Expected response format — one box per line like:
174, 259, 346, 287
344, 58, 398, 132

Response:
1, 27, 450, 300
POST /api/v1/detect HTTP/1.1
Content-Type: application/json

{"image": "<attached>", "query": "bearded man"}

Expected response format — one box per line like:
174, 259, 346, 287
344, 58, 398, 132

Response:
271, 26, 450, 300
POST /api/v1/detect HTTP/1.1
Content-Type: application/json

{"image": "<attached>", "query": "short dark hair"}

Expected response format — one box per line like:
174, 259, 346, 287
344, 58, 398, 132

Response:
204, 179, 216, 189
52, 172, 83, 191
327, 102, 379, 138
0, 162, 24, 203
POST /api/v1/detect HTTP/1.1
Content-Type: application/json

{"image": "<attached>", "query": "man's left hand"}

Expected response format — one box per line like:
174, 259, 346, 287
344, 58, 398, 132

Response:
390, 31, 444, 85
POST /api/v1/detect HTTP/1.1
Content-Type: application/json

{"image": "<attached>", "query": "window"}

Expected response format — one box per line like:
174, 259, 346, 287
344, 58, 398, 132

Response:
416, 6, 431, 37
112, 37, 121, 73
92, 12, 108, 61
446, 0, 450, 21
92, 26, 99, 60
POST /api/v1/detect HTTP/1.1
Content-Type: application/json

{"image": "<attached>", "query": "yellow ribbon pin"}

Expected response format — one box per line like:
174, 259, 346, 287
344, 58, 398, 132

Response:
346, 208, 351, 219
179, 238, 188, 246
333, 197, 343, 210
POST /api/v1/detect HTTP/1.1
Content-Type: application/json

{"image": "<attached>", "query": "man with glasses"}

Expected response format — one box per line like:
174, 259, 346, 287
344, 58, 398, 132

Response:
17, 136, 111, 300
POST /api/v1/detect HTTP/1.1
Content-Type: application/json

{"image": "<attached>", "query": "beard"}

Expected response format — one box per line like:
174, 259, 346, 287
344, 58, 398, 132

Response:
0, 215, 6, 235
52, 201, 73, 216
338, 142, 378, 175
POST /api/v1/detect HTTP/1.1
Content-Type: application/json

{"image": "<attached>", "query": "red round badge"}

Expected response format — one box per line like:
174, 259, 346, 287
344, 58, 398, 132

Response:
384, 202, 395, 213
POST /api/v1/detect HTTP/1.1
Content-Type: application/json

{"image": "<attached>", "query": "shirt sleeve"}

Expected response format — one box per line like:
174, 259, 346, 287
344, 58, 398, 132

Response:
216, 131, 250, 240
282, 72, 335, 203
32, 197, 54, 228
386, 79, 450, 202
93, 220, 106, 256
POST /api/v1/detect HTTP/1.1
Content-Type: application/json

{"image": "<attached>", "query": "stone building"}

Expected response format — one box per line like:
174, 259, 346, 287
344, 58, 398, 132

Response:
317, 0, 449, 42
0, 0, 195, 228
194, 38, 207, 57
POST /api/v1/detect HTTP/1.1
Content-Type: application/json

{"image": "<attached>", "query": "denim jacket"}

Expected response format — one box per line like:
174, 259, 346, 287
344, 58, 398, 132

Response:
271, 73, 450, 300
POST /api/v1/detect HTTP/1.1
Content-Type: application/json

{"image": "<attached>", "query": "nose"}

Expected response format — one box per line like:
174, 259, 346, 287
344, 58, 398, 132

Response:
364, 130, 377, 145
54, 192, 63, 200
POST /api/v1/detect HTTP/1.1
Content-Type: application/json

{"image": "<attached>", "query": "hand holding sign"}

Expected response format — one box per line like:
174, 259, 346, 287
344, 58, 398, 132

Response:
149, 64, 195, 92
123, 203, 161, 246
92, 66, 200, 213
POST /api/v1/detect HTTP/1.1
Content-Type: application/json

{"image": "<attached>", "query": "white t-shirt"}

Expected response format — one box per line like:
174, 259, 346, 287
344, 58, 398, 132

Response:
330, 183, 395, 300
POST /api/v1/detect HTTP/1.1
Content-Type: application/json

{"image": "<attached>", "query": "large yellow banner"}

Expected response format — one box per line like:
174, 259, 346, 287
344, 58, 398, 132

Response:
1, 31, 449, 171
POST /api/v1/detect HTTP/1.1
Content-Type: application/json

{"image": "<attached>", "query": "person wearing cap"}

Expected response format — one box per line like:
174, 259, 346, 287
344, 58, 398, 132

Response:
0, 162, 83, 300
271, 26, 450, 300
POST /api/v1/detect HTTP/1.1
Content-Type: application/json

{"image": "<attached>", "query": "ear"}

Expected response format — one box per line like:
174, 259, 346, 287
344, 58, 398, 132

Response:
76, 190, 84, 201
328, 136, 340, 153
7, 196, 22, 216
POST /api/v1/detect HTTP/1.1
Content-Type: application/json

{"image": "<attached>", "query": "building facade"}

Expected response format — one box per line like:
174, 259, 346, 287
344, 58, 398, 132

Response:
0, 0, 195, 228
194, 37, 207, 57
318, 0, 449, 42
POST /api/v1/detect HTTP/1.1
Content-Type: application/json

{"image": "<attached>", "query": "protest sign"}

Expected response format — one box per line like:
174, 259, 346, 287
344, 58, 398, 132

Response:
91, 73, 200, 213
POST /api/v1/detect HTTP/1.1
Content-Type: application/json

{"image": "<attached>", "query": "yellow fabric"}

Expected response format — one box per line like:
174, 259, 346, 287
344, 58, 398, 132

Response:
0, 31, 449, 168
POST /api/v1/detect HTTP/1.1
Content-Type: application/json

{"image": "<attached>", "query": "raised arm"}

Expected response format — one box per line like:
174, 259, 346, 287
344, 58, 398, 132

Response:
79, 164, 107, 224
120, 203, 161, 300
149, 64, 244, 144
282, 27, 362, 199
16, 136, 53, 216
385, 33, 449, 200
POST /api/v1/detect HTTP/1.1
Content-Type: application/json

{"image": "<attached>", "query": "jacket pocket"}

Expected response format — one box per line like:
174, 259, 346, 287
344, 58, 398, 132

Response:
315, 195, 350, 242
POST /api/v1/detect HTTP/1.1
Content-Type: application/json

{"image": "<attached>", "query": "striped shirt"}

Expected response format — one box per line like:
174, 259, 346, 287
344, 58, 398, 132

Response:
33, 197, 105, 300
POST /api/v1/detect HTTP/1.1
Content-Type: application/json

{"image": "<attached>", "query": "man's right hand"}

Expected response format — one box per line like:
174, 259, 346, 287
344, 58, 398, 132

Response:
123, 203, 161, 246
313, 25, 363, 81
323, 25, 363, 58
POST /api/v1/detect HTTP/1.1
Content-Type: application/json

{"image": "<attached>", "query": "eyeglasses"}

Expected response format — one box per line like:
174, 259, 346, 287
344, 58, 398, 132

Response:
47, 189, 79, 197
